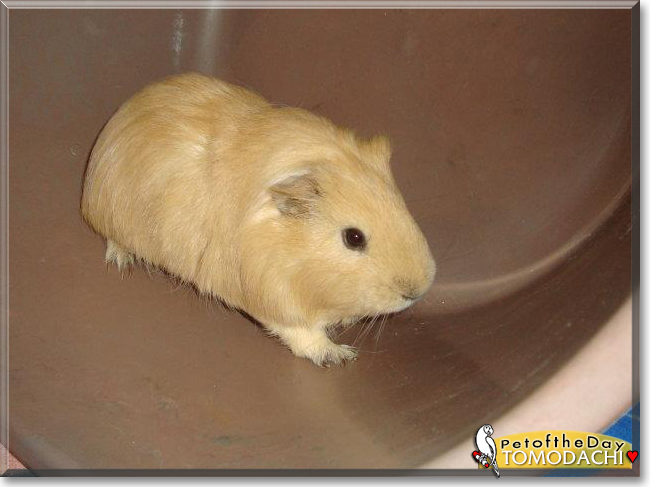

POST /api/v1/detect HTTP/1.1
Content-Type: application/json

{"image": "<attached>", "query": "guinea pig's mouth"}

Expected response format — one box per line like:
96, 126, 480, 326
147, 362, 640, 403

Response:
388, 295, 420, 314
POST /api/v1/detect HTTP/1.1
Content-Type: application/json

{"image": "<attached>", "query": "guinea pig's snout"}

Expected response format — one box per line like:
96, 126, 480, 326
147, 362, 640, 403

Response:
394, 277, 430, 302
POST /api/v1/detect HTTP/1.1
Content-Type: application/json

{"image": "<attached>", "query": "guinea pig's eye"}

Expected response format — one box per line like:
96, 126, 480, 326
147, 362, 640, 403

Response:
342, 227, 366, 251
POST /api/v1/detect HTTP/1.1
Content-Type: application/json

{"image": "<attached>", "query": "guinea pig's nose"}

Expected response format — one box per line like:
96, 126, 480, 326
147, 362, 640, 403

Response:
395, 278, 425, 301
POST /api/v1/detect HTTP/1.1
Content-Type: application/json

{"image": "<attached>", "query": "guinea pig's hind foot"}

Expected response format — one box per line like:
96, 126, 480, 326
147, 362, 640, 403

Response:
273, 327, 358, 367
105, 239, 135, 273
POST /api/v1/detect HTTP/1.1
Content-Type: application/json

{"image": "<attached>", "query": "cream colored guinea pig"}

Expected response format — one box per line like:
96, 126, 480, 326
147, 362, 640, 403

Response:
82, 73, 435, 366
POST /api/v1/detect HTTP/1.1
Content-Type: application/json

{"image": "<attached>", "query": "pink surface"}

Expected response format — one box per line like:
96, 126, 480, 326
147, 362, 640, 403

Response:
1, 443, 27, 472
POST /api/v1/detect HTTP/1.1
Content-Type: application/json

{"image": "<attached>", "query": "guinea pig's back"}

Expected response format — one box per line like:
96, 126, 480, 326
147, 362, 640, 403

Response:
82, 73, 268, 286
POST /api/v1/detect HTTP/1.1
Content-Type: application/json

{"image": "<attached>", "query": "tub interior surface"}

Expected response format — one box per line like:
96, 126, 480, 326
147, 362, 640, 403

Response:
9, 9, 632, 469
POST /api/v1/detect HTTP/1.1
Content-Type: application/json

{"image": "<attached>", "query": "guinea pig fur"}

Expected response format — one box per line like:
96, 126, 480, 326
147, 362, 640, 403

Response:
82, 73, 435, 366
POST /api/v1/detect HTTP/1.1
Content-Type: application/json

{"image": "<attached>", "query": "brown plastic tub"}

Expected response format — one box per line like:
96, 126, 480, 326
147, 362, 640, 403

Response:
8, 8, 633, 470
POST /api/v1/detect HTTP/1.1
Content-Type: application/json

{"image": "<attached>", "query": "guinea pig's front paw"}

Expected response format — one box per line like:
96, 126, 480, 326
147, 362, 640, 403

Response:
105, 239, 135, 273
316, 343, 358, 367
274, 326, 357, 367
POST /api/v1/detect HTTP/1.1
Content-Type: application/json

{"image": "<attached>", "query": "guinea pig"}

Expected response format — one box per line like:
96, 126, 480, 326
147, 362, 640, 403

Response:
81, 73, 435, 366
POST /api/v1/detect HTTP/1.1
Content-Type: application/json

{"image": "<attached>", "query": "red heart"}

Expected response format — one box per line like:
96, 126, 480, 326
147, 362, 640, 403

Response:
627, 451, 638, 463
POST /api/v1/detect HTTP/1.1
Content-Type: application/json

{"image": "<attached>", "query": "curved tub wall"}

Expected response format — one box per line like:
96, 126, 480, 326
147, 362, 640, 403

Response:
9, 9, 632, 469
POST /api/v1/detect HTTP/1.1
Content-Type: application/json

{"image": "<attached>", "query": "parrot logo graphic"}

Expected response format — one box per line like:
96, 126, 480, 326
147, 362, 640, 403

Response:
473, 424, 500, 478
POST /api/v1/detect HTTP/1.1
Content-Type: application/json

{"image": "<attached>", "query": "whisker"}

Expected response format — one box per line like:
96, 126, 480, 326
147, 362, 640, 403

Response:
357, 314, 380, 349
330, 315, 364, 341
352, 316, 369, 347
373, 315, 382, 344
352, 317, 371, 347
373, 314, 386, 350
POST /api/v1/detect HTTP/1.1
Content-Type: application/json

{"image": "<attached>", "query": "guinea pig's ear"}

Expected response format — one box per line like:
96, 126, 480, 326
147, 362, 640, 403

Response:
269, 169, 322, 218
360, 135, 392, 174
